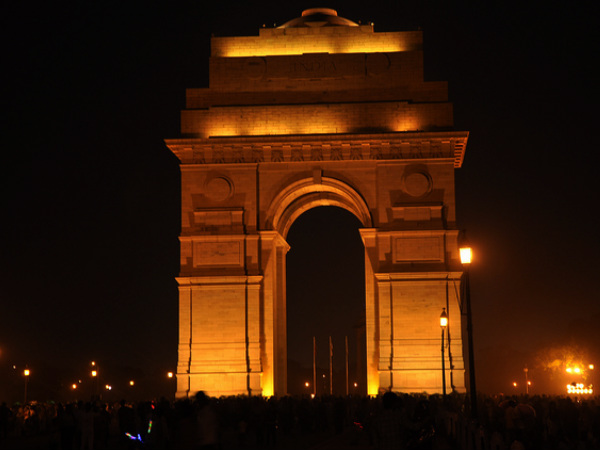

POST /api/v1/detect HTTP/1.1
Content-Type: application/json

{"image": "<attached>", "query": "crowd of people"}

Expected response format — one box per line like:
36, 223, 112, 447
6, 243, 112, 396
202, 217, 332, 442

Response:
0, 392, 599, 449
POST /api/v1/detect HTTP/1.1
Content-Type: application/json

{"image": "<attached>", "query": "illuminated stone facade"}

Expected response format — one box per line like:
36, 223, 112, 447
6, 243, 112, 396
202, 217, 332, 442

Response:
166, 8, 468, 397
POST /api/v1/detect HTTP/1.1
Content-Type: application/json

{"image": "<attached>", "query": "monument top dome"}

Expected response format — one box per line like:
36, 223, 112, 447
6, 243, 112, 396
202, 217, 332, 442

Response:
277, 8, 359, 28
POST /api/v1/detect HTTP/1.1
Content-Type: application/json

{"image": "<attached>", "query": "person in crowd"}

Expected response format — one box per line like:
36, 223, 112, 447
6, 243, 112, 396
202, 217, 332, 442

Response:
194, 391, 219, 450
373, 391, 406, 450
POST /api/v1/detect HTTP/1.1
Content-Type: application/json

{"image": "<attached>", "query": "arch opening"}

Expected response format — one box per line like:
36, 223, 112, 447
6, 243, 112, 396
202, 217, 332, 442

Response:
286, 206, 367, 396
267, 176, 373, 239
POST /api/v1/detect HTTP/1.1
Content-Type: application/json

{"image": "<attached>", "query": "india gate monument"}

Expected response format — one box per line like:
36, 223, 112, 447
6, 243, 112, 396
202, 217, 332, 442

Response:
166, 8, 469, 398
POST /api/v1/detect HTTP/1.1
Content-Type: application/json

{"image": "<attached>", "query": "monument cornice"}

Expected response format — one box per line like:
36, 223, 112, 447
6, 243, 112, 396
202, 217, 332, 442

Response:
375, 272, 464, 281
176, 275, 263, 286
166, 130, 467, 168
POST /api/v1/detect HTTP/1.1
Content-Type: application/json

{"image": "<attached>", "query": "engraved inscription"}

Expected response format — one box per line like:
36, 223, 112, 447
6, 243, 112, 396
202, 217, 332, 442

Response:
194, 241, 241, 267
394, 237, 443, 262
292, 59, 337, 77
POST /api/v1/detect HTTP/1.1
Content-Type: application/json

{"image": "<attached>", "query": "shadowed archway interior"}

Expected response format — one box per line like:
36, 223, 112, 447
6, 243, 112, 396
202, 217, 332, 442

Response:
286, 206, 366, 395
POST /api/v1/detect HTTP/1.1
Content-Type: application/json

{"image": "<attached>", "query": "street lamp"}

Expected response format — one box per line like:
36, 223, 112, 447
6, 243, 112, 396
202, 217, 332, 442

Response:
24, 368, 30, 404
440, 308, 448, 398
460, 242, 478, 420
91, 366, 99, 397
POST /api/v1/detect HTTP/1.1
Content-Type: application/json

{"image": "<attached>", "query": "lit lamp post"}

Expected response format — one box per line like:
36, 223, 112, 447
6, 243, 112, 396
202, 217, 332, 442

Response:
460, 244, 478, 419
24, 368, 30, 404
440, 308, 448, 398
91, 368, 98, 397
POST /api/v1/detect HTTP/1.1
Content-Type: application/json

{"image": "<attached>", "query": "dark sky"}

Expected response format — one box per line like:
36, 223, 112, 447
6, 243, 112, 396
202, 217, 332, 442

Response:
2, 2, 598, 398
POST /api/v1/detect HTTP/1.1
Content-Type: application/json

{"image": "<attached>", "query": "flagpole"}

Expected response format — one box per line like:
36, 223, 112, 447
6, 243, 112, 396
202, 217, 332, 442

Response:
329, 336, 333, 395
345, 336, 349, 396
313, 336, 316, 397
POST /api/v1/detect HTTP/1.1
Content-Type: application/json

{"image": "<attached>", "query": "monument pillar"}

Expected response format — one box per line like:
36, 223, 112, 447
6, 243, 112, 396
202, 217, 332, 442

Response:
258, 231, 290, 397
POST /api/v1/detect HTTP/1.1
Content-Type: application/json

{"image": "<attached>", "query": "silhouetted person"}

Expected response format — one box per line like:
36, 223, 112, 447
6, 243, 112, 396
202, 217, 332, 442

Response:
79, 402, 96, 450
58, 403, 76, 450
118, 400, 136, 449
0, 402, 10, 440
194, 391, 218, 450
173, 399, 196, 450
373, 391, 405, 450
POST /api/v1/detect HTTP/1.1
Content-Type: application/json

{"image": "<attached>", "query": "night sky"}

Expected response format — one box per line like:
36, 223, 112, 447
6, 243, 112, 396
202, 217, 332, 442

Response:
2, 2, 598, 400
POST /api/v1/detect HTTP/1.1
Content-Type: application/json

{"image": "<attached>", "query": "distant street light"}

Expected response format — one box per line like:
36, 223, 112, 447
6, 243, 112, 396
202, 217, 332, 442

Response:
460, 241, 478, 420
440, 308, 448, 398
91, 362, 99, 397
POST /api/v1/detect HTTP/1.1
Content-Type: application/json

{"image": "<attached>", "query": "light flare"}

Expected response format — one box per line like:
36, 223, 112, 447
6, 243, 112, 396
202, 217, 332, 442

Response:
567, 383, 593, 395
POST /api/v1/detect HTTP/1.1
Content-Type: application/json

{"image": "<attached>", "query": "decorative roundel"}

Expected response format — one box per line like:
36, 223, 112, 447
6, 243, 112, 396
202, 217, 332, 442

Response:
205, 176, 233, 202
245, 57, 266, 80
403, 172, 432, 197
366, 53, 390, 75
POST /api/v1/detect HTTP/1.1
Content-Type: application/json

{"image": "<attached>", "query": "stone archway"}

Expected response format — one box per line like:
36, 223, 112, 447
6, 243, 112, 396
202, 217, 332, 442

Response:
265, 176, 372, 396
166, 8, 469, 398
268, 176, 373, 237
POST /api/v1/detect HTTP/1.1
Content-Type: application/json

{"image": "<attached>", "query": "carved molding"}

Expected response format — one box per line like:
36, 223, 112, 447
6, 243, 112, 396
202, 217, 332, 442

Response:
166, 131, 468, 168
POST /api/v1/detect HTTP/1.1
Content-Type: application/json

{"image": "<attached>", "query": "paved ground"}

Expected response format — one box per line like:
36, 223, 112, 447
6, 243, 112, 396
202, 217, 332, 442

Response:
1, 425, 457, 449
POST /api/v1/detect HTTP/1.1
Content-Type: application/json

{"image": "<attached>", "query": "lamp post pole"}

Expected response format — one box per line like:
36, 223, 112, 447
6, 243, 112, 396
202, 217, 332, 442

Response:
24, 368, 30, 404
460, 246, 478, 419
440, 309, 448, 398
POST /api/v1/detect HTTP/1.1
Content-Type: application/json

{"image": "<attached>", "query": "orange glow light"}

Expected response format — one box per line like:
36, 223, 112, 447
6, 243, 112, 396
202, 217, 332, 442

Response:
213, 32, 411, 58
567, 383, 593, 395
368, 379, 379, 396
440, 309, 448, 328
460, 247, 472, 265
